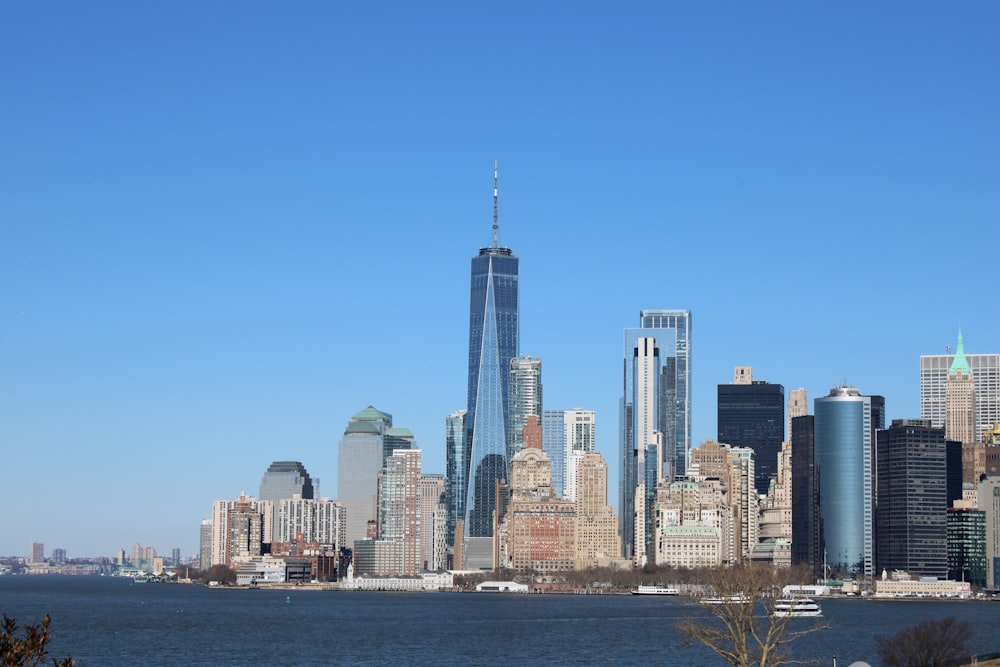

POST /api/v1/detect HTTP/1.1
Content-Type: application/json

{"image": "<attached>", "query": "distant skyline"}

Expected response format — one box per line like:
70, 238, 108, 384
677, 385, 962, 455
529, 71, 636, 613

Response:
2, 2, 998, 557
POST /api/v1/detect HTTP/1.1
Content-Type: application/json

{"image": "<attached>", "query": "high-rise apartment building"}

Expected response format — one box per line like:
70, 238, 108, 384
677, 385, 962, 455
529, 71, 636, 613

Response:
210, 494, 273, 567
275, 497, 346, 547
621, 309, 691, 562
465, 164, 519, 544
814, 386, 884, 577
338, 406, 392, 549
199, 519, 213, 568
378, 448, 423, 575
875, 419, 947, 578
921, 332, 1000, 442
444, 410, 467, 548
717, 366, 784, 495
507, 356, 542, 462
226, 497, 265, 567
30, 542, 44, 564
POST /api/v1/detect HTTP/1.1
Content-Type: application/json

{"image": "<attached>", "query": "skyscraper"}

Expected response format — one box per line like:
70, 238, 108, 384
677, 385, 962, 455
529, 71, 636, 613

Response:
945, 332, 977, 445
790, 415, 819, 576
717, 366, 785, 495
921, 332, 1000, 442
574, 451, 621, 567
419, 473, 446, 571
814, 386, 884, 577
338, 406, 392, 549
465, 164, 519, 542
875, 419, 947, 578
507, 355, 542, 462
542, 410, 567, 497
620, 309, 691, 561
259, 461, 317, 533
444, 410, 467, 548
787, 388, 807, 442
379, 448, 422, 575
563, 409, 596, 503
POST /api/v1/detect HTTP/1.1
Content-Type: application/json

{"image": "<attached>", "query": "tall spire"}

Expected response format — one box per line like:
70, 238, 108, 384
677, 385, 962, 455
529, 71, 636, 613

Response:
492, 160, 499, 248
949, 329, 972, 376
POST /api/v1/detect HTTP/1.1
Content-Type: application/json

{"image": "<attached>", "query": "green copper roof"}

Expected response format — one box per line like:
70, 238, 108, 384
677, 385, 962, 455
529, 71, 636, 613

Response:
385, 427, 414, 439
351, 405, 391, 423
344, 421, 379, 435
949, 330, 972, 376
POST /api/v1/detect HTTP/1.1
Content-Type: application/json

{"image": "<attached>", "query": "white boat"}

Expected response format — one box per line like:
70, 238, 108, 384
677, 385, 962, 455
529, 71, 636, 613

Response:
632, 585, 679, 596
773, 598, 822, 617
701, 594, 749, 605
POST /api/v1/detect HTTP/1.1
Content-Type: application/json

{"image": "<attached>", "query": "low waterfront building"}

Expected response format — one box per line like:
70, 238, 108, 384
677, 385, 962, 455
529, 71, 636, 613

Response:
340, 568, 453, 591
872, 574, 972, 598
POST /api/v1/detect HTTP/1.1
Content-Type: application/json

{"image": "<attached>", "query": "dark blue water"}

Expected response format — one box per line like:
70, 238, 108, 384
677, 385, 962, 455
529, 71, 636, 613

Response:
2, 576, 999, 666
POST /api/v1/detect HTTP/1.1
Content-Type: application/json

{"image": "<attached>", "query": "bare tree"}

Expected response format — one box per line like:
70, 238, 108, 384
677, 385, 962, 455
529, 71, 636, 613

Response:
674, 564, 826, 667
1, 614, 74, 667
875, 617, 973, 667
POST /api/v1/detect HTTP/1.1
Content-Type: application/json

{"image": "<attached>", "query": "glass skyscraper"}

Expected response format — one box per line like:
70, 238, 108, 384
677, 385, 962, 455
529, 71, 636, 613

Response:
507, 355, 542, 463
717, 370, 785, 495
814, 386, 884, 577
444, 409, 467, 547
465, 167, 519, 540
620, 309, 690, 561
338, 406, 392, 549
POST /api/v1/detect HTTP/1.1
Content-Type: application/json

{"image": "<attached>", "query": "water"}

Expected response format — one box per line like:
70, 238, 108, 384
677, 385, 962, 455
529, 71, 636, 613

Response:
2, 576, 999, 666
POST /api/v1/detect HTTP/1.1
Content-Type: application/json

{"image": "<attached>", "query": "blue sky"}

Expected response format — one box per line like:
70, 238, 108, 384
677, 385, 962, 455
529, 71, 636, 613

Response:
2, 2, 997, 558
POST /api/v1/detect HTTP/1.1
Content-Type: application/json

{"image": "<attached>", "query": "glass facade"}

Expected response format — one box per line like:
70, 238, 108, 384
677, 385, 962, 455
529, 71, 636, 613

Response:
465, 246, 519, 538
542, 410, 567, 497
620, 309, 691, 560
507, 356, 542, 463
875, 420, 947, 578
718, 381, 785, 495
444, 410, 467, 547
814, 387, 884, 577
338, 407, 392, 549
790, 415, 819, 576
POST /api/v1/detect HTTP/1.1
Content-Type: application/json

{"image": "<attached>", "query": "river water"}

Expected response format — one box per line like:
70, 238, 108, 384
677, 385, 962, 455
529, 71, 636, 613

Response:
1, 576, 998, 666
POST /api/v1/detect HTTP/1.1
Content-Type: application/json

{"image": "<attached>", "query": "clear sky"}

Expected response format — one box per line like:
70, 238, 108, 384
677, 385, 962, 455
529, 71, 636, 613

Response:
2, 2, 998, 558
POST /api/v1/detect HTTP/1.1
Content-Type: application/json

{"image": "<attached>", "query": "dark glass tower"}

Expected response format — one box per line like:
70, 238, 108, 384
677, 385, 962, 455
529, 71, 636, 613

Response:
465, 164, 519, 539
717, 374, 785, 495
874, 419, 947, 578
790, 415, 819, 577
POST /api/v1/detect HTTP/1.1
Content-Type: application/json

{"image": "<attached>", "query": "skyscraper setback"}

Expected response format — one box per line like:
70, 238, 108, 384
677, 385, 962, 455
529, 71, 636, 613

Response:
620, 309, 691, 562
465, 163, 519, 544
921, 332, 1000, 443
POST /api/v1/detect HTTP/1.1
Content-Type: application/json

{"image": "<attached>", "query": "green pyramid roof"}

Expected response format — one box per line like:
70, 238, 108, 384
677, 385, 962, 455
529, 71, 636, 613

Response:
344, 421, 379, 435
386, 427, 414, 439
949, 330, 972, 376
351, 405, 391, 423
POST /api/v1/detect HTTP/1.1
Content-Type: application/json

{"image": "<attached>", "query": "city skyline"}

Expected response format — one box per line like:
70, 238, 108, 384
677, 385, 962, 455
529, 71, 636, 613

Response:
2, 3, 999, 557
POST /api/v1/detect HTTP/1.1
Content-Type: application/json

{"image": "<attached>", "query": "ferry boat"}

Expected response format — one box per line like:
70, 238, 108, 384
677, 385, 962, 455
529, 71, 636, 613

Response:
700, 594, 749, 605
773, 598, 822, 617
632, 585, 679, 596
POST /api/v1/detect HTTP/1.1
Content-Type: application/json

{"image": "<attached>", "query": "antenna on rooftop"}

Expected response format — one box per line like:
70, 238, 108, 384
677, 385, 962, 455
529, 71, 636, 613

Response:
492, 161, 499, 248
